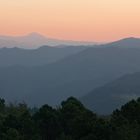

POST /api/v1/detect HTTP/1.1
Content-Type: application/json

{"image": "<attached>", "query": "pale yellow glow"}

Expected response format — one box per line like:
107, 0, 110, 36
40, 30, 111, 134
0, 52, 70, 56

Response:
0, 0, 140, 41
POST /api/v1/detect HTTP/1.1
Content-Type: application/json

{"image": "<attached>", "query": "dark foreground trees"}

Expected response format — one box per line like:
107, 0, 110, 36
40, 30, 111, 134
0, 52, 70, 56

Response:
0, 97, 140, 140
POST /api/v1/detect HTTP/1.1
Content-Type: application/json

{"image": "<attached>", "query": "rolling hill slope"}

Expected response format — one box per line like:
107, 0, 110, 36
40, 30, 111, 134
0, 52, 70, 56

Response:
81, 72, 140, 114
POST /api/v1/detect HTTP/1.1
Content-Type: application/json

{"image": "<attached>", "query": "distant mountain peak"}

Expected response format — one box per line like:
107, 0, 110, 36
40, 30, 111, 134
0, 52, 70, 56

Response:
0, 32, 97, 49
105, 37, 140, 48
120, 37, 140, 41
26, 32, 47, 39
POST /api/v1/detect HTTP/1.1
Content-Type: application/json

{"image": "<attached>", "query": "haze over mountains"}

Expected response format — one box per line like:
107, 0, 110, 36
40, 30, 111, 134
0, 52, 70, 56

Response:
0, 37, 140, 114
0, 32, 97, 49
0, 46, 86, 66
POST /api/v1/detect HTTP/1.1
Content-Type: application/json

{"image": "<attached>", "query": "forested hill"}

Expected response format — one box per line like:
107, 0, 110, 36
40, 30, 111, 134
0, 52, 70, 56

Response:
0, 97, 140, 140
81, 72, 140, 114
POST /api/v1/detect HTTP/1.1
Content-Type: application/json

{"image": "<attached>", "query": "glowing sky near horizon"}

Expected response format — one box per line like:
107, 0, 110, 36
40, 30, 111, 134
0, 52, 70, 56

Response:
0, 0, 140, 42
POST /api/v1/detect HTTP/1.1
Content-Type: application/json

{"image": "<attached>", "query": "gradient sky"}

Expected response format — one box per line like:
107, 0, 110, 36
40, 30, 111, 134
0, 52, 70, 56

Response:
0, 0, 140, 42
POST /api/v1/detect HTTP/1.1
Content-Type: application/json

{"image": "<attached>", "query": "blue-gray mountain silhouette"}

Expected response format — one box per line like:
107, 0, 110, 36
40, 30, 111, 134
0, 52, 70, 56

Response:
0, 37, 140, 113
0, 45, 86, 66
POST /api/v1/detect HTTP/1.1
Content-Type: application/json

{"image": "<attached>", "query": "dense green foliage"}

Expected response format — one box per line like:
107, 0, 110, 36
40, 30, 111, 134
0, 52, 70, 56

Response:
0, 97, 140, 140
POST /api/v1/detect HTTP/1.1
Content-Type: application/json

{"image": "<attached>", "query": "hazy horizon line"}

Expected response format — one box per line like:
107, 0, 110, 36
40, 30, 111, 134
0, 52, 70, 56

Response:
0, 32, 140, 43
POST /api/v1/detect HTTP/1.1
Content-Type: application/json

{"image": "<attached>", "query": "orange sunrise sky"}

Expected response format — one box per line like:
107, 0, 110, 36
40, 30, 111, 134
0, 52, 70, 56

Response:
0, 0, 140, 42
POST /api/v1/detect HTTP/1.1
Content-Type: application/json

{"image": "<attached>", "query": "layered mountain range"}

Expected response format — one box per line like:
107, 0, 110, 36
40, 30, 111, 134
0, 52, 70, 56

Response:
0, 37, 140, 114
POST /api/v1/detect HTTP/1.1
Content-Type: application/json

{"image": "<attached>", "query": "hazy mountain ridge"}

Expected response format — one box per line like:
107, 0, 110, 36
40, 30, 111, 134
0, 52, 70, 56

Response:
0, 32, 97, 49
93, 37, 140, 48
0, 45, 86, 66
